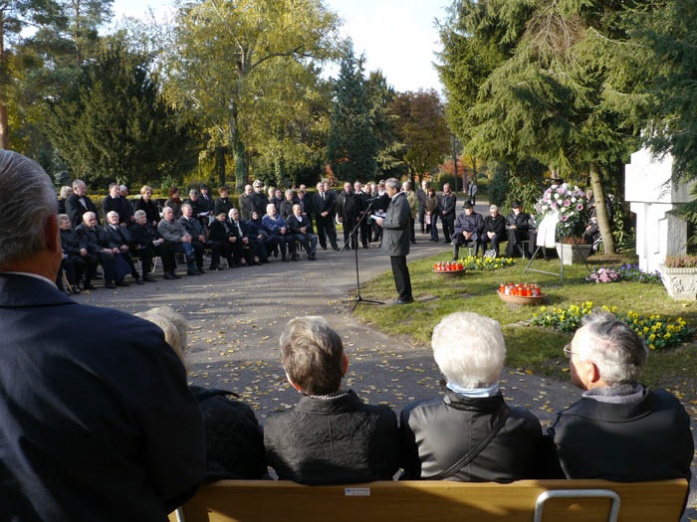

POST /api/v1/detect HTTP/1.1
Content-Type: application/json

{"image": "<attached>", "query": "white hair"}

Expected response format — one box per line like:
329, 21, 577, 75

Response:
136, 306, 188, 365
431, 312, 506, 388
576, 312, 647, 385
0, 151, 57, 267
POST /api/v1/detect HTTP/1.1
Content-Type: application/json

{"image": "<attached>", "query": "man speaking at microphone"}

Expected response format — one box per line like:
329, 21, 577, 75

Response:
373, 178, 413, 305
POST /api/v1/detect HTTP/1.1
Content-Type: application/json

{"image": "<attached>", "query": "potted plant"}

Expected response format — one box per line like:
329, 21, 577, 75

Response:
535, 183, 592, 265
659, 255, 697, 300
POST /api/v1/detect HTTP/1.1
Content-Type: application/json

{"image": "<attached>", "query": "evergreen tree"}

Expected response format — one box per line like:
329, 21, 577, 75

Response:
327, 42, 378, 182
46, 36, 192, 187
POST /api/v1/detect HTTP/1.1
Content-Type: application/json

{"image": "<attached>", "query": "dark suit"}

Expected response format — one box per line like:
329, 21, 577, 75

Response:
66, 193, 99, 228
104, 224, 139, 279
75, 223, 117, 284
0, 273, 205, 521
381, 192, 412, 302
102, 196, 133, 225
438, 193, 457, 242
208, 219, 235, 268
130, 222, 175, 274
133, 198, 161, 226
313, 191, 338, 250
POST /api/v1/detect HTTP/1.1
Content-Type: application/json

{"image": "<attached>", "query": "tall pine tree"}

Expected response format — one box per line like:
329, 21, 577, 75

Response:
327, 42, 378, 182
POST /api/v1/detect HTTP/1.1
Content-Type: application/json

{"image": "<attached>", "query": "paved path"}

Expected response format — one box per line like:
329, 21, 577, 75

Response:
75, 203, 696, 518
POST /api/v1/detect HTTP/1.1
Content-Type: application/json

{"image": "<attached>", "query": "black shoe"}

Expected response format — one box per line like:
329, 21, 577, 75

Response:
282, 256, 289, 262
291, 254, 300, 261
197, 267, 205, 274
321, 245, 327, 250
83, 283, 96, 290
71, 287, 81, 295
116, 280, 129, 287
308, 254, 316, 261
332, 245, 340, 252
105, 282, 116, 289
187, 269, 200, 276
134, 278, 144, 285
393, 297, 414, 305
164, 272, 177, 280
143, 274, 156, 283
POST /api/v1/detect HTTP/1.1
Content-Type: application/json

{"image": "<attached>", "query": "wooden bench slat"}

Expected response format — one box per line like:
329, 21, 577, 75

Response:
168, 479, 688, 522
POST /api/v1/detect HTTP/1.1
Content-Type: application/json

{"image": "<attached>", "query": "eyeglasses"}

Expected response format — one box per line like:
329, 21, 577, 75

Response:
563, 343, 580, 358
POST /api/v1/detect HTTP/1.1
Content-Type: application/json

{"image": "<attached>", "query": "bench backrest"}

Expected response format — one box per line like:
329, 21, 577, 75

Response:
169, 478, 688, 522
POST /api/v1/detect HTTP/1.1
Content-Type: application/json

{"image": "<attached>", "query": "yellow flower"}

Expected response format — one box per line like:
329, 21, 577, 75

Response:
649, 334, 656, 341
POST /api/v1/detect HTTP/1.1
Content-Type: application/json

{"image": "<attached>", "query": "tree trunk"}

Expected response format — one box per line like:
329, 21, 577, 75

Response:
215, 146, 226, 188
233, 135, 247, 193
0, 104, 8, 149
589, 163, 615, 254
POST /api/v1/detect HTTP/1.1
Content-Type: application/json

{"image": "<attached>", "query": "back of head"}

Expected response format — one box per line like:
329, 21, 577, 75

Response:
432, 312, 506, 389
280, 316, 344, 396
136, 306, 189, 364
0, 151, 57, 268
578, 312, 647, 386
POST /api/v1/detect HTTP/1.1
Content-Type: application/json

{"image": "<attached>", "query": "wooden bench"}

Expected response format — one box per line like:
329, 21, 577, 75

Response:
168, 478, 688, 522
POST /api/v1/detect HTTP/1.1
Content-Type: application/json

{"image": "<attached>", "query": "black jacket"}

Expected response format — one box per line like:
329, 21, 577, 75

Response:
400, 390, 544, 482
190, 386, 266, 482
546, 387, 693, 482
264, 390, 400, 485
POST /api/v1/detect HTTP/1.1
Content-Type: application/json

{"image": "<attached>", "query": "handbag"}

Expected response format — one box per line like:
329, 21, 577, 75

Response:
429, 405, 510, 480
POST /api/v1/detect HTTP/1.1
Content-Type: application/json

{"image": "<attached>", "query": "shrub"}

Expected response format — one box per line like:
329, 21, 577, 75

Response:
458, 255, 515, 271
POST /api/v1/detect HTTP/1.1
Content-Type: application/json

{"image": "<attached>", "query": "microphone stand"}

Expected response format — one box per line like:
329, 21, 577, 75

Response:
341, 200, 383, 311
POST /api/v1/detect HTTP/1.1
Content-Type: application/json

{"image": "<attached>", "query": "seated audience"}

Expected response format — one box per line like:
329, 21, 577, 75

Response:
244, 210, 271, 263
75, 211, 121, 288
483, 204, 506, 257
133, 185, 161, 226
158, 206, 199, 277
264, 316, 400, 485
208, 212, 235, 270
505, 201, 531, 258
262, 203, 296, 262
130, 209, 173, 281
453, 202, 485, 259
58, 213, 96, 293
287, 203, 318, 261
227, 208, 261, 266
400, 312, 544, 482
179, 203, 207, 274
546, 312, 694, 483
137, 306, 266, 482
104, 210, 141, 284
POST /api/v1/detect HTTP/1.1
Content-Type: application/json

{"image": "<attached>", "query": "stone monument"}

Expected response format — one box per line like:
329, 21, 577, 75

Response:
625, 147, 696, 298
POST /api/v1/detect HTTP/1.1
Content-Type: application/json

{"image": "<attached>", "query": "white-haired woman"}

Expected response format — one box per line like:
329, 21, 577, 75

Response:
400, 312, 544, 482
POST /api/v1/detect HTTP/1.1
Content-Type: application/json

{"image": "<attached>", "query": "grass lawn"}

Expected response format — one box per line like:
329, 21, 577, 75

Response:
353, 251, 697, 406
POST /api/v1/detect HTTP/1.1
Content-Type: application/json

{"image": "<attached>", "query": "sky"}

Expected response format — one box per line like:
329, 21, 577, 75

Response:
111, 0, 448, 93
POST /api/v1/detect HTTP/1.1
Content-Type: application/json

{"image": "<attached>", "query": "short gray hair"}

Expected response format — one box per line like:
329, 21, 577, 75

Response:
385, 178, 400, 191
0, 151, 57, 268
280, 316, 344, 395
577, 312, 647, 385
136, 306, 188, 365
431, 312, 506, 388
134, 210, 146, 220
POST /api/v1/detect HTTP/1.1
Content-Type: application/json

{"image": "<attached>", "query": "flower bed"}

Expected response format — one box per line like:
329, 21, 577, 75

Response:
586, 264, 662, 284
530, 302, 693, 351
457, 255, 515, 271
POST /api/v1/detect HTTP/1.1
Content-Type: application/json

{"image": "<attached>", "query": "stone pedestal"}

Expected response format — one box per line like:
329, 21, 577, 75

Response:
625, 148, 695, 274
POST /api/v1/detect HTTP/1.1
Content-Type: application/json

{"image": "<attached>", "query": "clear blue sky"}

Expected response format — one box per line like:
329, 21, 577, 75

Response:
111, 0, 448, 93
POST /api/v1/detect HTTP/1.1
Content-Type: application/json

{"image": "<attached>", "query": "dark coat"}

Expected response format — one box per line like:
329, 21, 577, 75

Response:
438, 193, 457, 216
60, 228, 87, 256
102, 196, 133, 225
75, 223, 110, 254
484, 214, 506, 237
0, 274, 205, 522
214, 197, 233, 217
400, 390, 544, 482
454, 211, 485, 242
66, 193, 99, 228
190, 386, 266, 482
381, 192, 411, 257
264, 390, 400, 485
546, 387, 694, 482
133, 198, 161, 225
